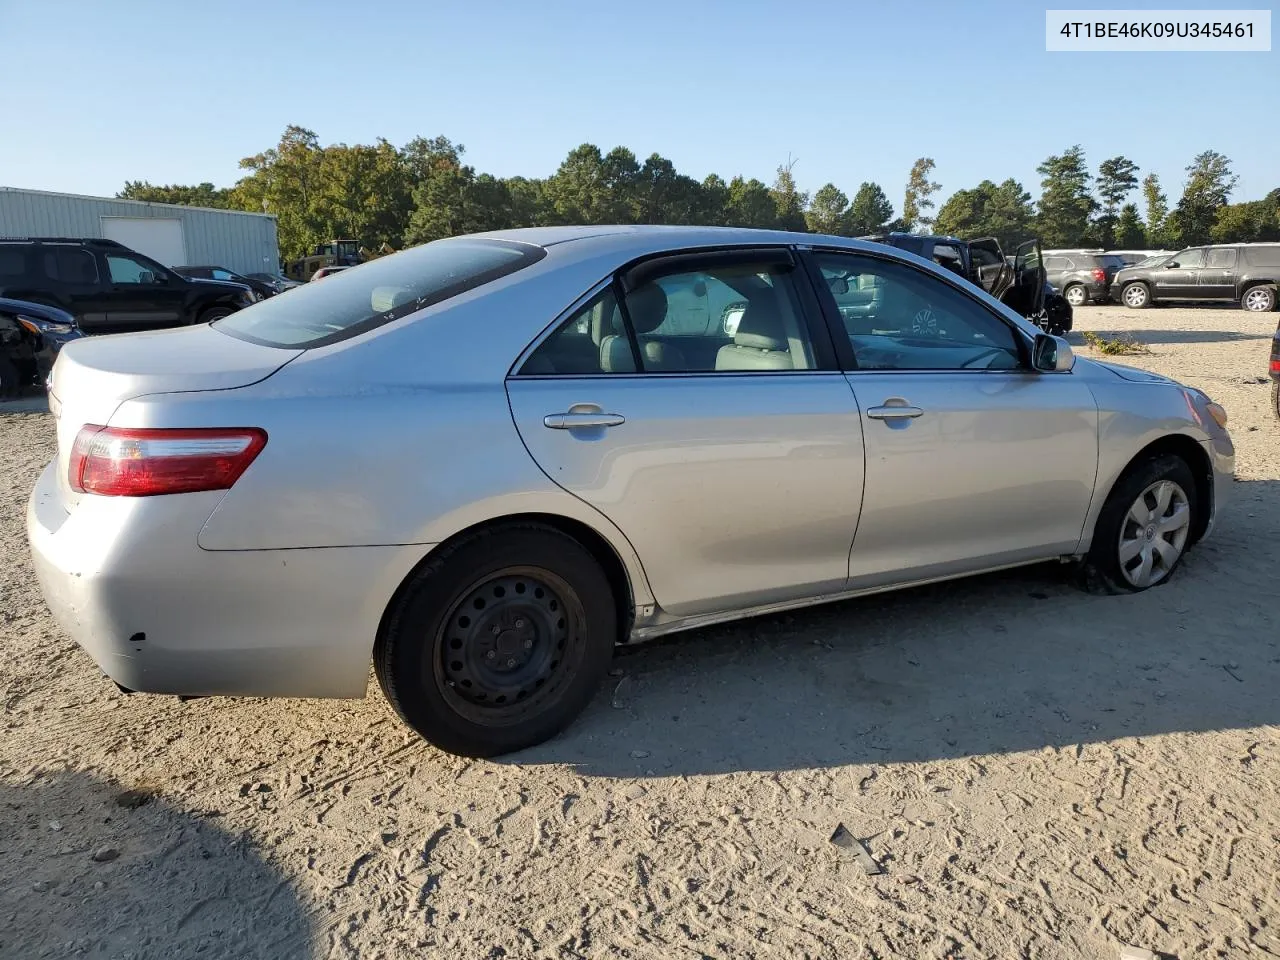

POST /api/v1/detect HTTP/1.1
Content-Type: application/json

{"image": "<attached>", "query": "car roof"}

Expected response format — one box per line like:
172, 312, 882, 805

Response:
469, 224, 901, 261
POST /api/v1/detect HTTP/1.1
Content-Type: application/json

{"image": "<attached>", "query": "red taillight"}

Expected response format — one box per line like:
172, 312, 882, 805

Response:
1270, 358, 1280, 375
1092, 267, 1107, 283
69, 425, 267, 497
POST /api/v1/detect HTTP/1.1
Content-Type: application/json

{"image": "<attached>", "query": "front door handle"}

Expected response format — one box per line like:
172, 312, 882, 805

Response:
866, 398, 923, 420
544, 408, 625, 429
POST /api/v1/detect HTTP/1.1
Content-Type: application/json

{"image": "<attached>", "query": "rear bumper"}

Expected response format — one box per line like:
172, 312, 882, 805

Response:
26, 461, 429, 699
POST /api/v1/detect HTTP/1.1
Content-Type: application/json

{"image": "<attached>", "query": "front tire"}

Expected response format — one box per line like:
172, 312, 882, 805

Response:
375, 524, 617, 757
0, 354, 20, 398
196, 307, 233, 325
1121, 282, 1151, 309
1081, 455, 1197, 594
1242, 285, 1277, 313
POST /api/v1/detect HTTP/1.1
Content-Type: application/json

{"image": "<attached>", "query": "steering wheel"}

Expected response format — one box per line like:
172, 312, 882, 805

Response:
911, 307, 940, 336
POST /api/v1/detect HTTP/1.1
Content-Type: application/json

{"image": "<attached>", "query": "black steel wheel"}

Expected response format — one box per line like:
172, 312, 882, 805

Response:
376, 524, 617, 757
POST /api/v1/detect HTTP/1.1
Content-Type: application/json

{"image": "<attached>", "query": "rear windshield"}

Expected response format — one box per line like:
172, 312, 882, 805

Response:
1097, 255, 1127, 269
213, 238, 545, 348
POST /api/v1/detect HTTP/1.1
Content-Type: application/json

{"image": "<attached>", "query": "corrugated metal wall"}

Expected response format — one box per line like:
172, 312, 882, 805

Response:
0, 187, 279, 275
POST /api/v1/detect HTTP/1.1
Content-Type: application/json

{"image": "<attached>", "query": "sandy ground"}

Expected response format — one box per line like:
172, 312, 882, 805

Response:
1, 304, 1278, 960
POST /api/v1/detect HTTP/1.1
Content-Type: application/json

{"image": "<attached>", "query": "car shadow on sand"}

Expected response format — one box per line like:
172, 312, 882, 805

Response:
514, 479, 1280, 778
0, 770, 312, 960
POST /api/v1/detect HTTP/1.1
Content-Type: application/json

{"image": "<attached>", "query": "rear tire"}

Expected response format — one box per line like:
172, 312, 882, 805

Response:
1242, 285, 1277, 313
1271, 381, 1280, 421
1121, 282, 1150, 309
1080, 455, 1197, 595
1064, 284, 1087, 308
375, 524, 617, 757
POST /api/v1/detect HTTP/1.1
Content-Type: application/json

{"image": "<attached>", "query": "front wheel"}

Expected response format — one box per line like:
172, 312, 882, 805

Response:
375, 524, 617, 757
1242, 285, 1277, 313
1121, 283, 1151, 309
1081, 455, 1197, 594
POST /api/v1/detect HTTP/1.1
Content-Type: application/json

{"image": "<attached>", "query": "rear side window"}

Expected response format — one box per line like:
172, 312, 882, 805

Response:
43, 248, 100, 284
0, 249, 26, 277
214, 238, 546, 348
1242, 246, 1280, 267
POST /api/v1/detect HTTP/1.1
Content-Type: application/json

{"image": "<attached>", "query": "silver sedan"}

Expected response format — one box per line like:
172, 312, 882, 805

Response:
27, 226, 1235, 757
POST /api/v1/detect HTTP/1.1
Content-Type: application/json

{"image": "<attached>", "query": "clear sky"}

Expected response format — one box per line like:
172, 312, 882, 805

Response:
2, 0, 1275, 212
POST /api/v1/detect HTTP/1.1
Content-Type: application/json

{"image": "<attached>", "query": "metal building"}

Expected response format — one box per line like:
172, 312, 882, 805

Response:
0, 187, 279, 276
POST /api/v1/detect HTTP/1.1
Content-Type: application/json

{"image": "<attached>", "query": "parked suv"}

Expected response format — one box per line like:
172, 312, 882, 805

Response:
864, 233, 1063, 331
1110, 243, 1280, 312
1041, 250, 1126, 307
0, 238, 255, 335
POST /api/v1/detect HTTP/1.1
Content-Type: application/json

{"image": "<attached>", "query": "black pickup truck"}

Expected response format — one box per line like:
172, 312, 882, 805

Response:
1111, 243, 1280, 312
0, 237, 255, 334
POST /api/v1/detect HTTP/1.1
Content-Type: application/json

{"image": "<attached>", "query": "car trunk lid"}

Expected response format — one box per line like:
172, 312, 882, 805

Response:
47, 325, 301, 505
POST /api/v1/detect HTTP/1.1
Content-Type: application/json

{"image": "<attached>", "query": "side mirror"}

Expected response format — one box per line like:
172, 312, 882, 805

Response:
691, 280, 707, 298
137, 270, 155, 284
828, 276, 849, 295
1032, 332, 1075, 372
1164, 261, 1179, 268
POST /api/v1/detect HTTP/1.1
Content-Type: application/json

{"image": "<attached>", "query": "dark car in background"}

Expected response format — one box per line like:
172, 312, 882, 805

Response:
173, 264, 275, 300
0, 238, 255, 334
1041, 250, 1126, 307
246, 271, 302, 294
1111, 243, 1280, 312
0, 297, 82, 397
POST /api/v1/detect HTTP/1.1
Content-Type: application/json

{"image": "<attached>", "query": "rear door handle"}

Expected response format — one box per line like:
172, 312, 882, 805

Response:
544, 411, 625, 429
866, 398, 923, 420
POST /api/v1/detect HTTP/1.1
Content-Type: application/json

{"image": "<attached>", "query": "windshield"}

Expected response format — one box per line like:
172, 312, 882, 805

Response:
1133, 255, 1170, 269
214, 238, 545, 348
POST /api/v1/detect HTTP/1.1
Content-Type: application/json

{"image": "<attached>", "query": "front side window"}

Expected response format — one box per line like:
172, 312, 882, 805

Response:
519, 257, 818, 375
1171, 249, 1205, 268
215, 238, 545, 349
1205, 248, 1237, 269
212, 268, 236, 280
106, 254, 167, 284
815, 251, 1023, 371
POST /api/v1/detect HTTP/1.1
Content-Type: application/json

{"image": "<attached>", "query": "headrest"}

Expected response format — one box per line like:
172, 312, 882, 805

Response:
734, 301, 788, 351
624, 283, 668, 335
370, 286, 416, 313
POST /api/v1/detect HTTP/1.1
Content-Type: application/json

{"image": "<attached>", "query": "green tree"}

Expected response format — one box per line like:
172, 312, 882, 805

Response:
698, 174, 730, 225
935, 178, 1035, 249
805, 183, 849, 235
503, 176, 550, 227
902, 158, 941, 232
1114, 203, 1147, 247
117, 181, 231, 208
635, 153, 702, 224
725, 176, 776, 228
230, 125, 328, 260
1172, 150, 1237, 245
770, 159, 809, 232
1211, 190, 1280, 243
1142, 173, 1177, 247
845, 182, 894, 236
1094, 155, 1140, 247
1035, 145, 1096, 247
